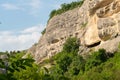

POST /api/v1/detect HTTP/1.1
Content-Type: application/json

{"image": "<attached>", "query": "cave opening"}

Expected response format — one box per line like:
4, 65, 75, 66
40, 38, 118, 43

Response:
87, 41, 101, 48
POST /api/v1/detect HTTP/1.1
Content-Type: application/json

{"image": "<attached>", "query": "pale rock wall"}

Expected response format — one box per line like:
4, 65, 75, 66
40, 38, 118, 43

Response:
28, 0, 120, 63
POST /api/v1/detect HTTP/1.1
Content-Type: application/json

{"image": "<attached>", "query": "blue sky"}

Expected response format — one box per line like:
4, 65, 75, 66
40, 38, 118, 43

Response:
0, 0, 78, 51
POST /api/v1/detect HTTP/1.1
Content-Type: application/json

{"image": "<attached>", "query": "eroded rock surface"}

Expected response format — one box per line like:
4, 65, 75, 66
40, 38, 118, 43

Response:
28, 0, 120, 63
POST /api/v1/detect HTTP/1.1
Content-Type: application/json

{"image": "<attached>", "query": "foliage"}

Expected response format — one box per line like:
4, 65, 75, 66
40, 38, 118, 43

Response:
56, 53, 72, 73
44, 38, 120, 80
1, 37, 120, 80
14, 64, 52, 80
85, 49, 108, 71
78, 51, 120, 80
81, 22, 88, 28
49, 0, 84, 20
63, 37, 79, 53
41, 28, 46, 35
67, 55, 85, 76
0, 51, 35, 80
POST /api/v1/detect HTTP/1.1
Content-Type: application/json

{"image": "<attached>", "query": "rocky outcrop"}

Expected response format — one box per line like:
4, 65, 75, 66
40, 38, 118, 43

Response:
28, 0, 120, 63
84, 14, 101, 46
95, 36, 120, 53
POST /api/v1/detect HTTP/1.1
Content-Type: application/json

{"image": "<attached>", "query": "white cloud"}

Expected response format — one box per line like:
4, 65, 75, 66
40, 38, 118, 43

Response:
0, 31, 13, 35
28, 0, 42, 16
1, 0, 42, 16
0, 25, 44, 52
21, 24, 42, 34
29, 0, 41, 9
1, 3, 21, 10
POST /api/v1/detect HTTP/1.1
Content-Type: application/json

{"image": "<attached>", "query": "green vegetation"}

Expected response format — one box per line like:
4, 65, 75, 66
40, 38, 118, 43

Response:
1, 37, 120, 80
49, 0, 84, 20
41, 28, 46, 35
81, 22, 88, 28
63, 37, 79, 53
78, 51, 120, 80
39, 37, 120, 80
0, 51, 35, 80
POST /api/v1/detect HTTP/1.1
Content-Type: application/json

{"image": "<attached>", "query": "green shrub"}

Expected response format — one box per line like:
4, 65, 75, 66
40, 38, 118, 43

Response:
49, 37, 80, 79
49, 0, 84, 20
85, 49, 107, 71
0, 51, 35, 80
66, 55, 85, 78
81, 22, 88, 28
56, 53, 72, 73
41, 28, 46, 35
63, 37, 79, 53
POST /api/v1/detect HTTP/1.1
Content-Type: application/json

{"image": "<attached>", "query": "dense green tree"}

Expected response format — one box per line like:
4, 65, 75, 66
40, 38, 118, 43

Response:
0, 51, 35, 80
85, 49, 107, 71
63, 37, 79, 53
67, 55, 85, 77
56, 53, 72, 73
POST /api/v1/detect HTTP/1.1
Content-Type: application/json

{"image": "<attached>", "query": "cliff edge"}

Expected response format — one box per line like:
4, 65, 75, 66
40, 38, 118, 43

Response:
28, 0, 120, 63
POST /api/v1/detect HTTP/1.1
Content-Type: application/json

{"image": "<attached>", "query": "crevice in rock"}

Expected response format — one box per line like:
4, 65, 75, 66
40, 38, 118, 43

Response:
75, 33, 79, 36
87, 41, 101, 48
61, 37, 64, 40
51, 39, 59, 44
69, 34, 73, 37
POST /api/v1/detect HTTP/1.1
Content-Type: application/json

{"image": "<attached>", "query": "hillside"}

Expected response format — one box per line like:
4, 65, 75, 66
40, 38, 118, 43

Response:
28, 0, 120, 63
1, 37, 120, 80
1, 0, 120, 80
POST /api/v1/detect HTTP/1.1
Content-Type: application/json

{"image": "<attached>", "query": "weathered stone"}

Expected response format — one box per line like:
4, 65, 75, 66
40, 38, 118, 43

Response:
96, 0, 120, 18
95, 36, 120, 53
84, 15, 101, 46
28, 0, 120, 63
97, 18, 116, 29
97, 17, 118, 40
89, 0, 114, 15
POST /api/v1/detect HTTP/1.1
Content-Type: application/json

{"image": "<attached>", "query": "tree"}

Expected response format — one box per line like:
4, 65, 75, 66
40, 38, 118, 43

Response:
56, 53, 72, 73
68, 55, 85, 76
0, 51, 35, 80
63, 37, 79, 53
85, 49, 107, 71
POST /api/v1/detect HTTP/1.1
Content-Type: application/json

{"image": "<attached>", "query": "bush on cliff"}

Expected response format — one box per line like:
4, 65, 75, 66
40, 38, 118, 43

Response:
49, 0, 84, 19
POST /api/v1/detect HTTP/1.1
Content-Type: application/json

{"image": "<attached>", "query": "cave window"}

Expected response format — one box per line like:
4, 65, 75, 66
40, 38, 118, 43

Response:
51, 39, 59, 44
87, 41, 101, 48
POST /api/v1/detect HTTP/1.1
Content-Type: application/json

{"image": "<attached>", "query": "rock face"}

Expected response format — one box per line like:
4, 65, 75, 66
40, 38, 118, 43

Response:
28, 0, 120, 63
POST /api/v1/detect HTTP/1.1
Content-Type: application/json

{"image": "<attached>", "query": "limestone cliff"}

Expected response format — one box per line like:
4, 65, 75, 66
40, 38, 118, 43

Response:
28, 0, 120, 63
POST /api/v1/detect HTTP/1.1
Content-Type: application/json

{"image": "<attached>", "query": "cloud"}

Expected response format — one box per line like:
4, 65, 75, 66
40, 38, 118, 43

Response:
1, 3, 21, 10
0, 31, 13, 35
0, 24, 44, 51
29, 0, 41, 9
1, 0, 41, 16
21, 24, 43, 34
28, 0, 42, 16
